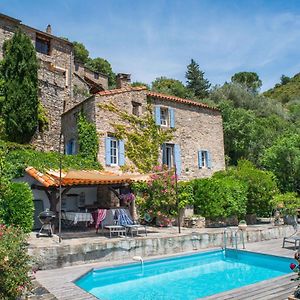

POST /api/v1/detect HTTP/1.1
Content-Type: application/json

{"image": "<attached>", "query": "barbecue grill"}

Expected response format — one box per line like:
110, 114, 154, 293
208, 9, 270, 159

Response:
36, 209, 56, 238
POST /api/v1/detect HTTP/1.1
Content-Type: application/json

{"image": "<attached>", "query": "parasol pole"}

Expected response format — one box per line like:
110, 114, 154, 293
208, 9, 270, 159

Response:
58, 132, 63, 243
174, 164, 181, 234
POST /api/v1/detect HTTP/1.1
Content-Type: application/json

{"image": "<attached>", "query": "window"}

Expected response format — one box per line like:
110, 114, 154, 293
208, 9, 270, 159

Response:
35, 36, 50, 55
94, 73, 99, 80
132, 101, 141, 116
198, 150, 212, 169
160, 107, 169, 126
162, 143, 181, 174
155, 106, 175, 128
75, 63, 79, 71
66, 139, 76, 155
105, 137, 125, 166
110, 138, 118, 165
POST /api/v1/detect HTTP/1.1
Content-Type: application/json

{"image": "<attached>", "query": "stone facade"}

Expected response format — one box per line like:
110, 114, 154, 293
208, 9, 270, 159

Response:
0, 13, 108, 151
62, 85, 225, 180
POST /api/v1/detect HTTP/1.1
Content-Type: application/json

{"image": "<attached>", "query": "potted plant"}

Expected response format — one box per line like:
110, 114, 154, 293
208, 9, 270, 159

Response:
271, 192, 300, 225
238, 220, 247, 231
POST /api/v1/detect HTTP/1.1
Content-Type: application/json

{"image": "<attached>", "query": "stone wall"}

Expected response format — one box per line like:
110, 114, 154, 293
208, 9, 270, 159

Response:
29, 225, 295, 270
0, 14, 74, 151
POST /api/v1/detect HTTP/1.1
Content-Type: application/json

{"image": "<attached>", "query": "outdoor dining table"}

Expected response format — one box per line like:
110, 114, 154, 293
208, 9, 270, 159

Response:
62, 211, 94, 225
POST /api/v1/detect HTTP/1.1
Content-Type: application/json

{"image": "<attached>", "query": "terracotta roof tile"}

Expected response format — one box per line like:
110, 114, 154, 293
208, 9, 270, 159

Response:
147, 91, 219, 111
97, 86, 147, 96
25, 167, 150, 187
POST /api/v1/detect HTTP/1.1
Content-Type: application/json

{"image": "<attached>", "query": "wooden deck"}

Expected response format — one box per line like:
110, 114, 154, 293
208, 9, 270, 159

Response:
35, 238, 299, 300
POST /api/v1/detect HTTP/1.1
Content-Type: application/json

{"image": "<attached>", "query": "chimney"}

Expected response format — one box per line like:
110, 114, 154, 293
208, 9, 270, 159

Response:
116, 73, 131, 88
46, 24, 52, 34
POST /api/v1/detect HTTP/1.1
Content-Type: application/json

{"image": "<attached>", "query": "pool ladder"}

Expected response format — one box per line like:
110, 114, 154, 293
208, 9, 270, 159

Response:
223, 227, 245, 250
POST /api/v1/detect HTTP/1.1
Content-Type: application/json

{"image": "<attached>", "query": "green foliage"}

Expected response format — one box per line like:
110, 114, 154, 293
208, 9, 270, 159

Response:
98, 102, 174, 173
231, 71, 262, 93
263, 73, 300, 103
270, 192, 300, 215
232, 160, 278, 216
280, 75, 291, 85
0, 141, 101, 180
77, 112, 99, 161
151, 76, 193, 99
37, 102, 49, 133
177, 181, 194, 209
131, 81, 150, 89
73, 41, 89, 64
86, 57, 116, 88
1, 29, 39, 143
261, 134, 300, 193
0, 182, 33, 233
0, 224, 32, 300
185, 59, 211, 98
193, 176, 247, 219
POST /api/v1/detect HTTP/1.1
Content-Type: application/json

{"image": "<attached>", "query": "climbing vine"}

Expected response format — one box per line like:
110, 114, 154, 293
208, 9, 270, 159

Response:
77, 112, 99, 161
98, 102, 174, 173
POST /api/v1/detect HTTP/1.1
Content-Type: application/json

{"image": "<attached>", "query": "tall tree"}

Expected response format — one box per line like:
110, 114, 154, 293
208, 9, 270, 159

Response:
1, 29, 39, 143
86, 57, 116, 88
185, 59, 211, 98
231, 71, 262, 93
73, 41, 89, 64
152, 77, 193, 98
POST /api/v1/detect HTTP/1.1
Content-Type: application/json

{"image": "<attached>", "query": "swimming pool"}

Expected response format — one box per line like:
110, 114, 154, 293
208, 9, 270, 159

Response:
75, 249, 294, 300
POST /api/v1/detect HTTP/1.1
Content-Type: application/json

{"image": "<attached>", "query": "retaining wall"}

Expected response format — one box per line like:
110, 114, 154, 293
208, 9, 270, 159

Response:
29, 225, 295, 270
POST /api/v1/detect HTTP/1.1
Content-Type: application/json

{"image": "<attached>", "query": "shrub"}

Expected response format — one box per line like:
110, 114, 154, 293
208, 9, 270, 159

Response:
193, 176, 247, 219
0, 224, 32, 300
0, 182, 34, 233
270, 192, 300, 216
234, 160, 278, 216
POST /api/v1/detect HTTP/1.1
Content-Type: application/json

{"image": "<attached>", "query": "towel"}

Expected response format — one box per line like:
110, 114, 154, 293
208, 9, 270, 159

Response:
116, 208, 133, 226
95, 209, 107, 230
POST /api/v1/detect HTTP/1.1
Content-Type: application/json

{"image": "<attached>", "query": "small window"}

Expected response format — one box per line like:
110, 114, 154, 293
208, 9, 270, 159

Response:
36, 36, 50, 55
94, 73, 99, 80
75, 63, 79, 71
132, 101, 141, 116
66, 139, 76, 155
110, 138, 118, 165
160, 107, 169, 126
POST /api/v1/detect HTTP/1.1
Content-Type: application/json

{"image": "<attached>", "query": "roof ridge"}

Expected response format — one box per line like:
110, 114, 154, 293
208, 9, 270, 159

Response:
97, 86, 148, 96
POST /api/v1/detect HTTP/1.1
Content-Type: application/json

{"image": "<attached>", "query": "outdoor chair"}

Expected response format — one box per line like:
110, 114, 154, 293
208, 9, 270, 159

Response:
282, 222, 300, 250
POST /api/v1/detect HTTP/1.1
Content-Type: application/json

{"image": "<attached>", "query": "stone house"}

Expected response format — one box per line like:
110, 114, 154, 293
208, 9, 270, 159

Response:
0, 13, 108, 151
62, 75, 225, 180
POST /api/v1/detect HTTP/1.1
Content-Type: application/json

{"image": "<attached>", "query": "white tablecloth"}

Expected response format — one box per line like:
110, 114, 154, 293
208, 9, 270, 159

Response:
62, 212, 94, 224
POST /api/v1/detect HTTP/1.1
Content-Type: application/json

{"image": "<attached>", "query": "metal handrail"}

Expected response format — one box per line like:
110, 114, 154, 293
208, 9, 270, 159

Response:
223, 227, 245, 250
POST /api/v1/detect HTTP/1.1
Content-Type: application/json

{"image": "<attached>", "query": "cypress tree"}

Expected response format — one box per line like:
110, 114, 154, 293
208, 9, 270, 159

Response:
186, 59, 211, 98
1, 29, 39, 143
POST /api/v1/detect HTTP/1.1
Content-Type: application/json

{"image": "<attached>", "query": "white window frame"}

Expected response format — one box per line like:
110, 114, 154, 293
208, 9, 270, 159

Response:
110, 138, 119, 166
163, 144, 174, 169
160, 107, 169, 127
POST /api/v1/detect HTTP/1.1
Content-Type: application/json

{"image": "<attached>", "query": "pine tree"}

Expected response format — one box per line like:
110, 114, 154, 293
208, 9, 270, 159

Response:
186, 59, 211, 98
1, 29, 39, 143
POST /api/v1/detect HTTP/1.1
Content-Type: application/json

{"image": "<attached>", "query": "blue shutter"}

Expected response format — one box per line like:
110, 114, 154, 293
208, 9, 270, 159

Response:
206, 151, 212, 169
174, 144, 181, 175
66, 139, 74, 155
198, 150, 202, 169
169, 108, 175, 128
162, 143, 167, 165
118, 140, 125, 166
155, 106, 161, 126
105, 137, 111, 166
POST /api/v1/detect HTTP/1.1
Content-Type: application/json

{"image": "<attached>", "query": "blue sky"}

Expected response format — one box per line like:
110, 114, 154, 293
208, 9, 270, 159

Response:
1, 0, 300, 91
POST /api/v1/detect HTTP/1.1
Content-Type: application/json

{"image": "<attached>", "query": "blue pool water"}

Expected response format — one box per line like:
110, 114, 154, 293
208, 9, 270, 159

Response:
76, 250, 294, 300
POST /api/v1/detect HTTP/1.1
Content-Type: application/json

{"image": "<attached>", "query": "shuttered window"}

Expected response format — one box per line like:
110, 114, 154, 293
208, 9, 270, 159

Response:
198, 150, 212, 169
162, 143, 181, 175
105, 137, 125, 166
154, 106, 175, 128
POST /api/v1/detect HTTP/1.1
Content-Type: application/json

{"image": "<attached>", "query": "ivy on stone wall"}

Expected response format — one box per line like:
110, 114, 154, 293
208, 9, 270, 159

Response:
77, 112, 99, 161
98, 102, 174, 173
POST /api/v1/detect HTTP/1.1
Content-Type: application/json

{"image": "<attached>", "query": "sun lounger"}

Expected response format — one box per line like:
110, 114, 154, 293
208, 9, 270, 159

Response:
124, 224, 147, 237
104, 225, 127, 238
283, 235, 300, 250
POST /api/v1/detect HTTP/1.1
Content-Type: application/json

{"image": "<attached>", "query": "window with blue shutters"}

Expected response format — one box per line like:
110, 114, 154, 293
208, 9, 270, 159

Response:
198, 150, 212, 169
105, 136, 125, 166
162, 143, 181, 174
155, 106, 175, 128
